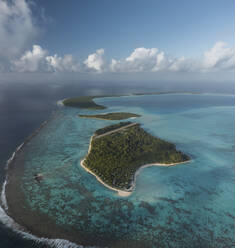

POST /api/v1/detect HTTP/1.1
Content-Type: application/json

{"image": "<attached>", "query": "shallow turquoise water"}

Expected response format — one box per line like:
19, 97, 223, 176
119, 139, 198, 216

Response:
19, 94, 235, 247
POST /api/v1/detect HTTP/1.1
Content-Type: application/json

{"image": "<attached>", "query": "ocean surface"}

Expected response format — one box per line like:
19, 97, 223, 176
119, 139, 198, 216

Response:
1, 89, 235, 247
0, 81, 140, 248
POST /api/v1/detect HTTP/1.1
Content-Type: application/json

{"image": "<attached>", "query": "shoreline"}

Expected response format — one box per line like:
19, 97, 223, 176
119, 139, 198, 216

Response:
0, 183, 80, 248
56, 98, 66, 107
80, 135, 190, 197
78, 116, 138, 121
1, 135, 81, 248
128, 160, 190, 193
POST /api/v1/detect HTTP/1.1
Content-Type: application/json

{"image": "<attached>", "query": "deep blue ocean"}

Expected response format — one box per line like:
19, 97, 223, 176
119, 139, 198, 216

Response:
0, 83, 235, 247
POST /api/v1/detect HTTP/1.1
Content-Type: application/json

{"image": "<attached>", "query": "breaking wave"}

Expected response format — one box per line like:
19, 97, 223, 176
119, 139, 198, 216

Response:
0, 121, 98, 248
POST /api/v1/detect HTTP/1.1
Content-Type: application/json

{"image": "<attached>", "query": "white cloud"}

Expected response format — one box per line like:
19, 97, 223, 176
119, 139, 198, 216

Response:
4, 35, 235, 75
126, 47, 158, 62
46, 54, 79, 72
0, 0, 36, 69
110, 43, 235, 73
202, 42, 235, 70
110, 47, 195, 73
0, 0, 81, 73
12, 45, 48, 72
111, 48, 159, 72
10, 42, 235, 74
12, 45, 79, 72
152, 52, 169, 71
83, 49, 105, 73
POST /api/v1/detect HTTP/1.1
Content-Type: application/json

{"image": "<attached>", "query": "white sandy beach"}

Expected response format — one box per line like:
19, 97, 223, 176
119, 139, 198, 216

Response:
56, 98, 66, 106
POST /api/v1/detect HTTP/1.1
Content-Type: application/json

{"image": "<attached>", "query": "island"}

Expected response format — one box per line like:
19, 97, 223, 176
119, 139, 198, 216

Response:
78, 112, 141, 120
62, 95, 124, 109
62, 92, 201, 109
81, 122, 190, 196
63, 96, 107, 109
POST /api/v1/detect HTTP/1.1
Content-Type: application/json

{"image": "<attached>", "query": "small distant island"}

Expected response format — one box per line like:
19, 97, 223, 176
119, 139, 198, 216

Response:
78, 112, 141, 120
63, 96, 107, 109
81, 122, 190, 196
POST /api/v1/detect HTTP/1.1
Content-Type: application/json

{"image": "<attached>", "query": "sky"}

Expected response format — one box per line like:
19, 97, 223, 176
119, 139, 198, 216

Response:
1, 0, 235, 85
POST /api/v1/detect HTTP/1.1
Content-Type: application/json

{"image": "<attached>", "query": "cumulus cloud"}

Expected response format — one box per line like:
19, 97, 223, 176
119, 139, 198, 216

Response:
46, 54, 79, 72
202, 42, 235, 70
110, 43, 235, 73
8, 42, 235, 74
0, 0, 37, 70
126, 48, 158, 62
12, 45, 48, 72
83, 49, 105, 73
0, 0, 80, 73
110, 47, 193, 73
110, 48, 158, 72
12, 45, 79, 72
13, 43, 235, 73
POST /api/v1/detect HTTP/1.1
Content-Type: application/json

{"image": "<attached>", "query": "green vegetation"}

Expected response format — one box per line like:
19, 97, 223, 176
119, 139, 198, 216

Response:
63, 96, 106, 109
83, 122, 190, 190
94, 121, 133, 136
78, 112, 141, 120
62, 94, 127, 109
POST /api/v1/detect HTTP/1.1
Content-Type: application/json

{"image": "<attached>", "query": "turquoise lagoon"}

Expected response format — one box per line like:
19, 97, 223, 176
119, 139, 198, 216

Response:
6, 94, 235, 247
